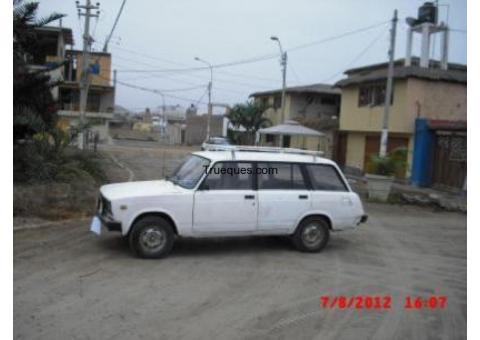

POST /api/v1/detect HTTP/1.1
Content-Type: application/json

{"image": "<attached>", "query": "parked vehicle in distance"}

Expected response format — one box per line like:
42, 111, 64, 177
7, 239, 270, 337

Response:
91, 145, 367, 258
201, 136, 232, 150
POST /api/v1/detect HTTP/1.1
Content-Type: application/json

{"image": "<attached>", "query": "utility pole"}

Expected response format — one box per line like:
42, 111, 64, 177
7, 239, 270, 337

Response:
271, 36, 287, 147
194, 57, 213, 141
76, 0, 100, 149
102, 0, 127, 52
379, 9, 398, 157
280, 52, 287, 124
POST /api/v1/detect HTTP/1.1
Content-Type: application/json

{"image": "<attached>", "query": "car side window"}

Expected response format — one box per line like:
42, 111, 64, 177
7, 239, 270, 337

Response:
257, 163, 307, 190
201, 162, 253, 190
306, 164, 348, 191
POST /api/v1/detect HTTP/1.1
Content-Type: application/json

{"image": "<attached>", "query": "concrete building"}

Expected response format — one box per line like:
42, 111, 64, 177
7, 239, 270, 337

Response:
29, 26, 74, 99
250, 84, 341, 157
335, 57, 466, 189
57, 49, 115, 141
30, 26, 115, 142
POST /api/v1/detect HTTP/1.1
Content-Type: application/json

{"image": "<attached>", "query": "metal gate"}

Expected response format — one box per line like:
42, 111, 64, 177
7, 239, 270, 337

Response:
432, 132, 467, 190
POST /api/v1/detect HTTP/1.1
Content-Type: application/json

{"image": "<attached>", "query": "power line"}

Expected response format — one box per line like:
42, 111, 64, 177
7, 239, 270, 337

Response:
114, 20, 390, 73
114, 78, 209, 104
322, 27, 388, 83
287, 20, 389, 52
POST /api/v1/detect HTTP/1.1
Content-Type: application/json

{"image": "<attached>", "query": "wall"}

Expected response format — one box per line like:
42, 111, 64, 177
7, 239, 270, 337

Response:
406, 78, 466, 121
288, 93, 339, 120
74, 52, 112, 87
256, 93, 339, 125
345, 133, 366, 169
339, 80, 411, 133
185, 115, 224, 145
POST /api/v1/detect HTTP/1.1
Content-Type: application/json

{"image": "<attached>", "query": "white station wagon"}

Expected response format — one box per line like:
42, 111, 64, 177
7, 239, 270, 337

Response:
91, 146, 367, 258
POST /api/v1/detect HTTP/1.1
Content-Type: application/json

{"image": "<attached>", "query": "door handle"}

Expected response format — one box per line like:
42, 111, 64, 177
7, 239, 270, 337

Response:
244, 195, 255, 200
299, 195, 308, 199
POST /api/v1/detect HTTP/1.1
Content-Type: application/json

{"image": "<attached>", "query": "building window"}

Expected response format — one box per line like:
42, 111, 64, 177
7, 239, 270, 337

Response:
266, 134, 274, 143
358, 83, 393, 107
320, 96, 337, 106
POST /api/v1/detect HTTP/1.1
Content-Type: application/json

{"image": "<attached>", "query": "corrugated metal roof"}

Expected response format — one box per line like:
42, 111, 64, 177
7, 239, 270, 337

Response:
250, 83, 341, 97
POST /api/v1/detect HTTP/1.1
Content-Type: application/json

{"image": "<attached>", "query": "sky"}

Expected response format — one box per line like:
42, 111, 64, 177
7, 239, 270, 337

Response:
38, 0, 467, 113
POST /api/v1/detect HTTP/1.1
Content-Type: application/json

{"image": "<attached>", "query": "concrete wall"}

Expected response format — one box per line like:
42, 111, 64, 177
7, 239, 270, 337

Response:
406, 78, 467, 121
74, 52, 112, 87
256, 93, 338, 126
185, 115, 224, 145
339, 80, 411, 133
288, 94, 339, 120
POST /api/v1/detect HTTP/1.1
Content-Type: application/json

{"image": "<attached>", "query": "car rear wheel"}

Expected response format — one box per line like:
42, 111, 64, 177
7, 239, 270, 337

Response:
129, 216, 175, 258
292, 217, 330, 252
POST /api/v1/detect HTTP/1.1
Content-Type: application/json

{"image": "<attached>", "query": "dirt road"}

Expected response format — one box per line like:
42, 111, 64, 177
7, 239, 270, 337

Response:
14, 142, 467, 339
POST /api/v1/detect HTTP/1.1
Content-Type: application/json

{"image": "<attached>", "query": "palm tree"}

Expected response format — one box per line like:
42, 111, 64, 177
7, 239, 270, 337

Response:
226, 100, 271, 144
13, 0, 65, 141
14, 0, 65, 62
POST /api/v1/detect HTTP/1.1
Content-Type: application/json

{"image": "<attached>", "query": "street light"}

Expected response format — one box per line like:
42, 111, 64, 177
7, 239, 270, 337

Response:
194, 57, 213, 141
270, 36, 287, 146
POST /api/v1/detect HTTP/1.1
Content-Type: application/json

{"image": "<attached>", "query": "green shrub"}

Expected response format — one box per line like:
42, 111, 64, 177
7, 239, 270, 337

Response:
368, 147, 408, 177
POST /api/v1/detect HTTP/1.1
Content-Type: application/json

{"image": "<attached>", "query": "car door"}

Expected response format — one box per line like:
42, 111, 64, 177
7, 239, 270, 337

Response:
193, 162, 257, 233
257, 162, 311, 232
305, 164, 358, 228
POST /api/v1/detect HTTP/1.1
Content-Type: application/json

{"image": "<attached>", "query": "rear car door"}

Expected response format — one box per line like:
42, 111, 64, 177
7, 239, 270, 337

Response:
257, 162, 311, 231
193, 162, 257, 233
305, 164, 359, 228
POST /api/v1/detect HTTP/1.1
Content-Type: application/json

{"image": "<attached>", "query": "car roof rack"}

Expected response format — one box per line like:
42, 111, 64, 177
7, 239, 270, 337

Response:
201, 143, 324, 161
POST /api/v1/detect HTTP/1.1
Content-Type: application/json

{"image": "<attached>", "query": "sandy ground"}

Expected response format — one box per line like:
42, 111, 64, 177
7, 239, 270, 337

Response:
14, 141, 467, 340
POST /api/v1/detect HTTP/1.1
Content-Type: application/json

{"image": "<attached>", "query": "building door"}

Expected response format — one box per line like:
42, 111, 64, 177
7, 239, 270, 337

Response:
282, 135, 291, 148
334, 132, 347, 167
431, 132, 466, 190
364, 135, 409, 177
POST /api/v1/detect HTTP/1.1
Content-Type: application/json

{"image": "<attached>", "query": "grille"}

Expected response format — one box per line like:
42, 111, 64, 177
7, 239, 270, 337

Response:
98, 194, 112, 216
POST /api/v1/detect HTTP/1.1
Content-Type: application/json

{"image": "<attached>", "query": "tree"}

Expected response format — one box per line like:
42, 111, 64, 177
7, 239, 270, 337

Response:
13, 0, 65, 141
226, 100, 271, 144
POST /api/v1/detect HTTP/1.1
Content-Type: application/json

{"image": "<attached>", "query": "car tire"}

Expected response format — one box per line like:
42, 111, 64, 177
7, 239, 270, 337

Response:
292, 217, 330, 252
129, 216, 175, 259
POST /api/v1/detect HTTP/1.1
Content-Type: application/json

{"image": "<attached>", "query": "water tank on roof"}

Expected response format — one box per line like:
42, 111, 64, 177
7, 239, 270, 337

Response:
418, 2, 438, 24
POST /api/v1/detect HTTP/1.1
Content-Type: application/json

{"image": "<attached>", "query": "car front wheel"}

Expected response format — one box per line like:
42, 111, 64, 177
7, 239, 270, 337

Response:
129, 216, 175, 258
292, 217, 330, 252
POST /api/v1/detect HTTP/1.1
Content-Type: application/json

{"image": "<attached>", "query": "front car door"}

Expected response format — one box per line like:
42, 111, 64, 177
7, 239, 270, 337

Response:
193, 162, 257, 233
257, 162, 311, 232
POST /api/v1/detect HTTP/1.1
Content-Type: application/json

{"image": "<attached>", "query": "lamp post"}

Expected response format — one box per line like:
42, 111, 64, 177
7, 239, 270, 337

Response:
194, 57, 213, 141
270, 36, 287, 146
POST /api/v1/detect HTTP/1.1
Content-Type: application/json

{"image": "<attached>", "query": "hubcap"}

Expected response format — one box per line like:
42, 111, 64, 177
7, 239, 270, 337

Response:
302, 224, 324, 247
140, 226, 166, 251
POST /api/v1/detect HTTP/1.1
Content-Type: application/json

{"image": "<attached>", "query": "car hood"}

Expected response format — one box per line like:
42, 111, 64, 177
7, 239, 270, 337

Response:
100, 180, 186, 201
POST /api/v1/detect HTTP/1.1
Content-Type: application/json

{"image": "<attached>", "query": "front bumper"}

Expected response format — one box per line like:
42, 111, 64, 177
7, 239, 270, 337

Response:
97, 213, 122, 232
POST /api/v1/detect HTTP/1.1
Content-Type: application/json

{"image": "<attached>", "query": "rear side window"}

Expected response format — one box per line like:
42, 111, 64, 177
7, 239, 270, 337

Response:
306, 164, 348, 192
257, 163, 307, 190
201, 162, 253, 190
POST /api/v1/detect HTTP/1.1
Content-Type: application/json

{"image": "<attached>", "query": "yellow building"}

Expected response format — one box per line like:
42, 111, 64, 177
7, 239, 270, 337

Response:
58, 50, 115, 141
335, 58, 466, 182
250, 84, 341, 157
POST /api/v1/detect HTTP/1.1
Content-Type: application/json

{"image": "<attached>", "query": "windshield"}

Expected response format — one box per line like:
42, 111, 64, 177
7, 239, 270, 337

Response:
168, 155, 210, 189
